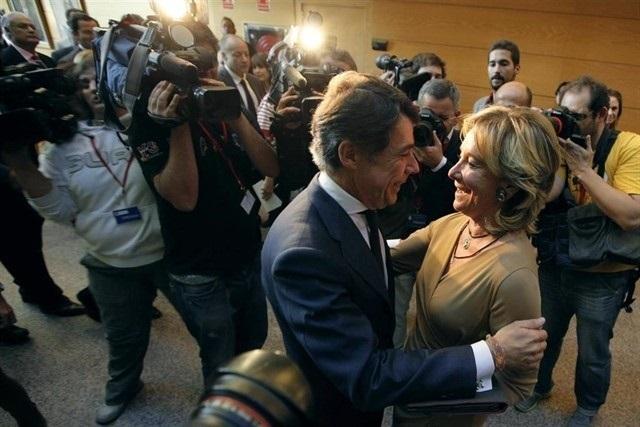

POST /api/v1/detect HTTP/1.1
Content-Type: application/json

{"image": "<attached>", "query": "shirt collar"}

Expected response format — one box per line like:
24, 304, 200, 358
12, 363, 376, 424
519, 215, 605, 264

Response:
11, 42, 38, 63
318, 171, 368, 215
224, 64, 245, 84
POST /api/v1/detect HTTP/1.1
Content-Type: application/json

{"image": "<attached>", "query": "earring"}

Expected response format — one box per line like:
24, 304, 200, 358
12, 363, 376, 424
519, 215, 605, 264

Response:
496, 188, 507, 203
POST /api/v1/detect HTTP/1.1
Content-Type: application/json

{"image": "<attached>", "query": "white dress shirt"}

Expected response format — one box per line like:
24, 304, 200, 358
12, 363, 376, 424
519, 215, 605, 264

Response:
224, 64, 259, 114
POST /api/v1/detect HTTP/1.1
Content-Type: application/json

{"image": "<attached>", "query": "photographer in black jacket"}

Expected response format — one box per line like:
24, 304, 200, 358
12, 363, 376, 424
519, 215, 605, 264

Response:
128, 26, 278, 388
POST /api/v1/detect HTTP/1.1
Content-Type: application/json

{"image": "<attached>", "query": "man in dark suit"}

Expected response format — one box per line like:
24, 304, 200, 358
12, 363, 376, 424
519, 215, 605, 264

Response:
51, 13, 98, 66
261, 72, 548, 426
0, 12, 54, 68
0, 13, 84, 317
218, 34, 266, 128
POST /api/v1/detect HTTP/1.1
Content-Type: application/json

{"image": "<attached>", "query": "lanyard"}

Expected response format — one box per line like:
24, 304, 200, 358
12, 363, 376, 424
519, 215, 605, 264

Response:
86, 134, 134, 194
197, 121, 246, 191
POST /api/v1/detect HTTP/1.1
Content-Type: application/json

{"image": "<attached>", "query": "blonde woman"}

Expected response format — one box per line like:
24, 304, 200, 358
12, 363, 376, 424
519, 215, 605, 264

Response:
393, 106, 561, 426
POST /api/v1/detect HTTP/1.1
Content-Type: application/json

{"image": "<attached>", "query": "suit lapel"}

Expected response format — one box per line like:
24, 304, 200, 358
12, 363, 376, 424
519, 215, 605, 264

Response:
308, 176, 393, 308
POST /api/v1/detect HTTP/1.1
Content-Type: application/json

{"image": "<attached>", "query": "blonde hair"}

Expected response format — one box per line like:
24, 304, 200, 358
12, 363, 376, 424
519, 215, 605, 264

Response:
461, 106, 561, 235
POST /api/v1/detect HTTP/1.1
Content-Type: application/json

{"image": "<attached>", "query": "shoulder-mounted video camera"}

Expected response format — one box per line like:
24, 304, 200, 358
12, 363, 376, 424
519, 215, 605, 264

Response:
94, 1, 241, 131
0, 65, 78, 150
266, 19, 337, 124
543, 107, 588, 148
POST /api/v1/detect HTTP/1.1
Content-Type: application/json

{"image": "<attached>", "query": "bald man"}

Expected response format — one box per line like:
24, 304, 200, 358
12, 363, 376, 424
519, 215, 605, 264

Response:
218, 34, 266, 127
1, 12, 54, 68
495, 81, 533, 107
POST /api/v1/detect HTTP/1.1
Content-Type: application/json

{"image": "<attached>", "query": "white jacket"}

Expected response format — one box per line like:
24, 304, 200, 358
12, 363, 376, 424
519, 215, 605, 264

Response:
29, 122, 164, 268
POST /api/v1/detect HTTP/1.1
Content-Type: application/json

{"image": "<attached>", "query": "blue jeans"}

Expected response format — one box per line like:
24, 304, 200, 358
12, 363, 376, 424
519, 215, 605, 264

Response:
535, 264, 631, 412
169, 257, 267, 387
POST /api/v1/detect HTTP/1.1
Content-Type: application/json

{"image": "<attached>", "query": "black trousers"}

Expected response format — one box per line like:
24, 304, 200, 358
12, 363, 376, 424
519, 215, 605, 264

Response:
0, 366, 46, 426
0, 179, 65, 309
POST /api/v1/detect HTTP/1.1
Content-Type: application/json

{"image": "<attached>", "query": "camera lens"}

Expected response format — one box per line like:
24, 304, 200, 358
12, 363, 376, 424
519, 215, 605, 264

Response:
189, 350, 312, 427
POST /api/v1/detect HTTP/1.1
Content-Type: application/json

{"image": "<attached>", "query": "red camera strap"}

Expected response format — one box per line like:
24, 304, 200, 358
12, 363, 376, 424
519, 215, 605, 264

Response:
197, 121, 246, 191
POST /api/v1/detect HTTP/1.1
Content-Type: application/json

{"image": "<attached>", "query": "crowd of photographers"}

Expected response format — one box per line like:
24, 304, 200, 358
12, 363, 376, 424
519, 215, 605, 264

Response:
0, 6, 638, 427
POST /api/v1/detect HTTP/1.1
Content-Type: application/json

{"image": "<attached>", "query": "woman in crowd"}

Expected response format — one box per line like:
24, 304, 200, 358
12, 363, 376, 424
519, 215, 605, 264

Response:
2, 50, 173, 425
251, 52, 271, 93
607, 88, 622, 130
392, 106, 561, 426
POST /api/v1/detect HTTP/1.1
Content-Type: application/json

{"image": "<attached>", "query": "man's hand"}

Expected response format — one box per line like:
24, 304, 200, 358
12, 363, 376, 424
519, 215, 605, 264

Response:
490, 318, 547, 372
379, 70, 395, 85
276, 87, 301, 118
0, 295, 17, 329
262, 176, 275, 200
413, 131, 445, 169
147, 81, 184, 121
559, 135, 594, 176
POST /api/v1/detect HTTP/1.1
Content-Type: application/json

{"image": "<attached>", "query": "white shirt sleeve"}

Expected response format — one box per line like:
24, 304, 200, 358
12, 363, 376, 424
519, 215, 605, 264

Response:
471, 340, 495, 382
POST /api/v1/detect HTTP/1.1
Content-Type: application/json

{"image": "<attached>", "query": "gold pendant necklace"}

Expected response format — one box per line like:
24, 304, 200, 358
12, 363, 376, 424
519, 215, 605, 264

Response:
462, 224, 490, 250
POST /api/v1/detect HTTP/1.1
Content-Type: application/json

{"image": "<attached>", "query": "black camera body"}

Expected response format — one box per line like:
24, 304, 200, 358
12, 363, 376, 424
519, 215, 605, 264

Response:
543, 107, 588, 148
414, 108, 448, 147
0, 67, 78, 149
96, 18, 241, 131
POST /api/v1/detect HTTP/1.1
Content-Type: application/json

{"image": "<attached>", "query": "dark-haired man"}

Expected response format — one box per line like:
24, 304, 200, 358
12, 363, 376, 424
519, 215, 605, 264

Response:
473, 39, 520, 112
51, 13, 98, 65
262, 71, 548, 426
129, 29, 277, 389
517, 76, 640, 426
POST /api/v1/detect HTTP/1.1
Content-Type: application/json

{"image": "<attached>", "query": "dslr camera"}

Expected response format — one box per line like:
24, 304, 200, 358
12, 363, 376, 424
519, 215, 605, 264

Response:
94, 0, 241, 131
414, 108, 448, 147
0, 65, 77, 150
543, 107, 588, 148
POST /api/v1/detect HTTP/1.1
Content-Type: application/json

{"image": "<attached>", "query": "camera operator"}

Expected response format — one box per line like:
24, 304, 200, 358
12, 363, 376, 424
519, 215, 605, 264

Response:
128, 28, 278, 389
1, 50, 177, 424
256, 50, 357, 217
0, 12, 54, 69
516, 76, 640, 426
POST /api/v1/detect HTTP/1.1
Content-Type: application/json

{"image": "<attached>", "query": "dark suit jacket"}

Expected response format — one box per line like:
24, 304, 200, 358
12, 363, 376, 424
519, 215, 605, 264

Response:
261, 175, 476, 427
218, 66, 266, 128
0, 45, 55, 68
416, 128, 463, 224
51, 45, 79, 64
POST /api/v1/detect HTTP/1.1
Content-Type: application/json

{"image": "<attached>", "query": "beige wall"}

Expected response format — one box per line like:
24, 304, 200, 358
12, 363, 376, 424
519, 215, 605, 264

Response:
370, 0, 640, 132
69, 0, 640, 132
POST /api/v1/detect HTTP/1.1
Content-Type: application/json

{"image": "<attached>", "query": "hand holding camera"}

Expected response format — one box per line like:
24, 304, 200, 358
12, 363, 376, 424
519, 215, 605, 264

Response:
559, 134, 594, 177
276, 86, 301, 118
413, 130, 445, 169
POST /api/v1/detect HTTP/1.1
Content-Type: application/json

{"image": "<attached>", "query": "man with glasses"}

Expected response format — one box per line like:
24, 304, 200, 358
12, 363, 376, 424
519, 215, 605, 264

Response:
516, 76, 640, 426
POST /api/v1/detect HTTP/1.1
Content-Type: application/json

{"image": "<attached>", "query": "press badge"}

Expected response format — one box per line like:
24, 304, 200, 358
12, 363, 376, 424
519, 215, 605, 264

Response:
113, 207, 142, 224
240, 190, 256, 215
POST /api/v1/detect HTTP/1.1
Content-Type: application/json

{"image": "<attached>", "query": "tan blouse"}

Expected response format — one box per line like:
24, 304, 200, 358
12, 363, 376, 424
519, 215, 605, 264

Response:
392, 213, 540, 403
